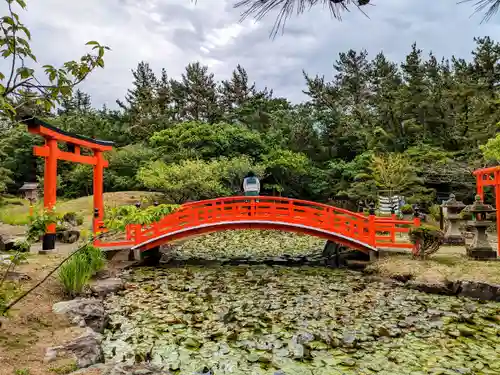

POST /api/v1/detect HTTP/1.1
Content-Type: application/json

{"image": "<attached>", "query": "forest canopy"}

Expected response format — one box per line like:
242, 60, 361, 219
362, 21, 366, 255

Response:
2, 37, 500, 208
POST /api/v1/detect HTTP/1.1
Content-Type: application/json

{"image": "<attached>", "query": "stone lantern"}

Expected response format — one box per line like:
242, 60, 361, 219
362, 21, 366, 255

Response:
466, 195, 497, 260
441, 193, 466, 246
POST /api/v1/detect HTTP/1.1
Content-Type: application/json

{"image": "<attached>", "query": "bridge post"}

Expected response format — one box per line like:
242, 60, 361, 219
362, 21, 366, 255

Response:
368, 203, 376, 247
130, 246, 161, 264
322, 241, 342, 268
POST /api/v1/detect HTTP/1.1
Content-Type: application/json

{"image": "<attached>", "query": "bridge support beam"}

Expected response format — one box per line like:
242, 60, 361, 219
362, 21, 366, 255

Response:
322, 241, 344, 268
130, 246, 161, 265
322, 240, 375, 268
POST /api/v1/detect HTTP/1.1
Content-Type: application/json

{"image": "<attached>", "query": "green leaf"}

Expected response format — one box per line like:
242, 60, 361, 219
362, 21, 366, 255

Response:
59, 86, 72, 96
85, 40, 99, 46
16, 66, 34, 79
15, 0, 27, 8
43, 100, 53, 112
2, 16, 15, 26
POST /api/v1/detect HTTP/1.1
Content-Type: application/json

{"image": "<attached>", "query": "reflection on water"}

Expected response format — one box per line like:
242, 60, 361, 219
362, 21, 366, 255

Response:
103, 266, 500, 375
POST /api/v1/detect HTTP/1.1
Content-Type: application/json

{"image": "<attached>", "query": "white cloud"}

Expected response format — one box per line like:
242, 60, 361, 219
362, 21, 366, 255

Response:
2, 0, 500, 107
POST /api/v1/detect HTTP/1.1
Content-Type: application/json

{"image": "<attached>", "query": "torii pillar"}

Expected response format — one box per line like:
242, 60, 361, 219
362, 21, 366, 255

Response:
25, 118, 113, 253
473, 166, 500, 258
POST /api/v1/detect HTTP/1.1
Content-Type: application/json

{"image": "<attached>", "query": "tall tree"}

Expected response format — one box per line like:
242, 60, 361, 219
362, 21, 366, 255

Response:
368, 52, 404, 151
173, 62, 221, 123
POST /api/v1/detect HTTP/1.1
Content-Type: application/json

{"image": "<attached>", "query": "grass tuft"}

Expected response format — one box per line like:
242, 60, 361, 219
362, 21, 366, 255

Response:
57, 245, 105, 297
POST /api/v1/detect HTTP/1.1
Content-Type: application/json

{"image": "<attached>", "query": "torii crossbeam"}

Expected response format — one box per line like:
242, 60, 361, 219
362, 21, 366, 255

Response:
24, 117, 113, 252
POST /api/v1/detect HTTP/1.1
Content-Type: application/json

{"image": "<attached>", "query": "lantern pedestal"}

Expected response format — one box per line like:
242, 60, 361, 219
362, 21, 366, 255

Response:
466, 221, 496, 260
465, 195, 497, 260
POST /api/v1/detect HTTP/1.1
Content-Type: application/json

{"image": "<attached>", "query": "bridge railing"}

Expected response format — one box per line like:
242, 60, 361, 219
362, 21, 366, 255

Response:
95, 196, 420, 250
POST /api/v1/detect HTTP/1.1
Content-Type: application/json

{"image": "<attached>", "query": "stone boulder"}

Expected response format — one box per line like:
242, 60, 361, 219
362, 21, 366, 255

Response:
46, 328, 103, 369
68, 363, 173, 374
455, 280, 500, 302
53, 298, 108, 333
58, 230, 81, 244
405, 280, 455, 296
0, 235, 29, 252
90, 278, 124, 297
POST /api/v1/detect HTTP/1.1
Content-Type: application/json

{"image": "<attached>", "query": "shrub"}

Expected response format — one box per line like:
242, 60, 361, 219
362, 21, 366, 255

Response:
428, 204, 441, 222
57, 245, 105, 297
104, 203, 179, 231
61, 212, 84, 226
26, 209, 58, 242
408, 225, 444, 259
400, 204, 413, 214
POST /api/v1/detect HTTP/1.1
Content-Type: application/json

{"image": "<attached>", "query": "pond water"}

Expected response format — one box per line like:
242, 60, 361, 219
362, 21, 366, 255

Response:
102, 265, 500, 375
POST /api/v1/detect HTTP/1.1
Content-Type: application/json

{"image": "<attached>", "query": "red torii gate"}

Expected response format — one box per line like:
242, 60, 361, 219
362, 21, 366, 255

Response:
25, 118, 113, 252
473, 165, 500, 257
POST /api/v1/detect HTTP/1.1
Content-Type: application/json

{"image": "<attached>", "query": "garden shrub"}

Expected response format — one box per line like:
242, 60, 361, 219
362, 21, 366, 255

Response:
26, 209, 58, 242
61, 211, 84, 226
400, 204, 413, 214
428, 204, 441, 222
408, 225, 444, 259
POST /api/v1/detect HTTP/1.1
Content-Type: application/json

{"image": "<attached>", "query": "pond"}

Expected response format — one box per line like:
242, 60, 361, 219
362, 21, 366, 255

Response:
102, 265, 499, 375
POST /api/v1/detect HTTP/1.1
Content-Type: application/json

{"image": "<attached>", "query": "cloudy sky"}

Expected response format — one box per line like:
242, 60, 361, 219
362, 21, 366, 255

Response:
7, 0, 500, 107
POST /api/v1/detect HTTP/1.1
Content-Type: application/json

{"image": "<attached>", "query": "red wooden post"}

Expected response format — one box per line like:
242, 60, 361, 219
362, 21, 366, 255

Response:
495, 171, 500, 257
92, 150, 105, 236
41, 138, 58, 252
368, 203, 376, 247
93, 151, 104, 221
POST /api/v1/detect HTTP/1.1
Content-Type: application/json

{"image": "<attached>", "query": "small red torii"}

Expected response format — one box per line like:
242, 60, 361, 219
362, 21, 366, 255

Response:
24, 117, 113, 252
473, 165, 500, 257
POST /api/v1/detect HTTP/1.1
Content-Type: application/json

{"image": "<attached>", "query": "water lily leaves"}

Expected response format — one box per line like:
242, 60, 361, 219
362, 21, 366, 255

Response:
184, 337, 202, 348
102, 241, 500, 374
306, 341, 328, 350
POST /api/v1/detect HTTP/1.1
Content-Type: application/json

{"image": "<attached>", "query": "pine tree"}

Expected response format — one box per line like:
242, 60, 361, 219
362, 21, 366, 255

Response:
173, 62, 221, 123
369, 52, 405, 151
117, 61, 159, 122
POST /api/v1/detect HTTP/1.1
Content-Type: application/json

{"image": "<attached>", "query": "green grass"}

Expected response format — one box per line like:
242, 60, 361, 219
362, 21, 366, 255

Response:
49, 361, 78, 374
0, 191, 160, 226
369, 248, 500, 284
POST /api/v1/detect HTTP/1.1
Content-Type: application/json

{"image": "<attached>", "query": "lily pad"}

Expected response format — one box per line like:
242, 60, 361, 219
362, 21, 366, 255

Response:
101, 231, 500, 375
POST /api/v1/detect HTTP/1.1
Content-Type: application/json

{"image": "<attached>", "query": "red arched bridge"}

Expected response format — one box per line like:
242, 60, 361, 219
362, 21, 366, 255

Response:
94, 196, 420, 256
